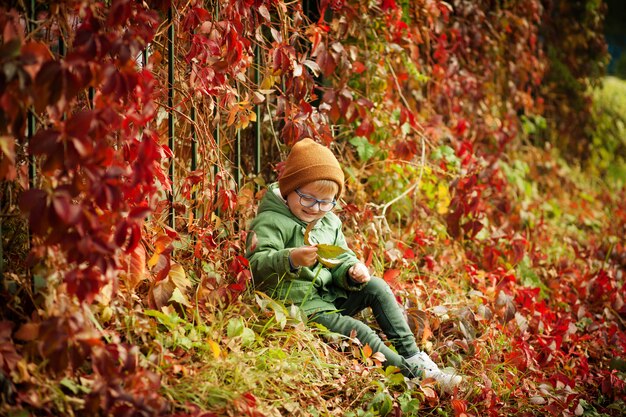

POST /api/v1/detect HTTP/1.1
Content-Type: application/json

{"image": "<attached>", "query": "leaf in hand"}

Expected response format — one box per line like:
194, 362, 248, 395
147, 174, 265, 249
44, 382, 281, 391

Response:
303, 220, 317, 245
317, 257, 342, 268
316, 244, 347, 258
303, 220, 347, 267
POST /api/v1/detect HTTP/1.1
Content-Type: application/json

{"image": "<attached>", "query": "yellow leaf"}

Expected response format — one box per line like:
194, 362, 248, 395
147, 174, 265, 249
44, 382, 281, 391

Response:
147, 251, 160, 268
260, 74, 275, 90
0, 135, 15, 163
227, 106, 238, 126
249, 111, 257, 122
207, 339, 221, 359
169, 263, 190, 290
304, 221, 315, 245
317, 243, 347, 259
318, 256, 342, 268
436, 182, 450, 214
169, 287, 191, 307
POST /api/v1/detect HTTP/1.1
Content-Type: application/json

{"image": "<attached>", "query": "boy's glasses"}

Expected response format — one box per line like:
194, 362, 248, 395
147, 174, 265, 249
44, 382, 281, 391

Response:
295, 189, 336, 212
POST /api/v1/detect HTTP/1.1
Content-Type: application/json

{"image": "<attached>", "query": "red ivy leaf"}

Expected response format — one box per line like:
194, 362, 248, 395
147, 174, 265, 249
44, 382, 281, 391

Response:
52, 191, 82, 225
380, 0, 397, 11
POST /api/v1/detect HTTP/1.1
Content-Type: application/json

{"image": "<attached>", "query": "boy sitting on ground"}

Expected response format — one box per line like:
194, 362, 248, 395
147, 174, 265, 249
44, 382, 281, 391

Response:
245, 138, 462, 392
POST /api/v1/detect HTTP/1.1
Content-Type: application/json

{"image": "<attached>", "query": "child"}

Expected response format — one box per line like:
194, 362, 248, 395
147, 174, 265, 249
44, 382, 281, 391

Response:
245, 138, 462, 392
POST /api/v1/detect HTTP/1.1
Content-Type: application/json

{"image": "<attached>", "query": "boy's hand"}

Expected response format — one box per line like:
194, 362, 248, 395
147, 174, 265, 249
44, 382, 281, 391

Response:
289, 246, 318, 268
349, 263, 371, 283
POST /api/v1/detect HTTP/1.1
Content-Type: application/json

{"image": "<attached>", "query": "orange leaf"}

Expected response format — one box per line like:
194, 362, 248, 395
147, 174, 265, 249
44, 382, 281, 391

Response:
14, 323, 39, 341
421, 385, 439, 405
127, 244, 146, 290
362, 344, 372, 359
421, 318, 433, 344
452, 398, 468, 417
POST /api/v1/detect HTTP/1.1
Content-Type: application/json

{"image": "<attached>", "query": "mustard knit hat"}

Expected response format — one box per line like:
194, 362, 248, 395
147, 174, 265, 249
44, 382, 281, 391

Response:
278, 138, 345, 198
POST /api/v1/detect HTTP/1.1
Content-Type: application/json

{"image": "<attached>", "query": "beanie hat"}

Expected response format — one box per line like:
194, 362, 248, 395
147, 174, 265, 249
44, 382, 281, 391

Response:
278, 138, 345, 198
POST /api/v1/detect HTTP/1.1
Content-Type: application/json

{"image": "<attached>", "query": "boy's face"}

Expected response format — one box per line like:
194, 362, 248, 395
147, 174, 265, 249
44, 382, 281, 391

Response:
286, 182, 336, 223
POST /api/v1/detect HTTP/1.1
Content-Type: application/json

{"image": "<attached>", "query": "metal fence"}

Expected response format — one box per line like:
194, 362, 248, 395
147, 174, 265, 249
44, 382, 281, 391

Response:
1, 1, 306, 278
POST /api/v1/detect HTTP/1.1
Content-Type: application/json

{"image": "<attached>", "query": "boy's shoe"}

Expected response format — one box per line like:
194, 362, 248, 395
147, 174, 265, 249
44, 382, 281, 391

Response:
406, 351, 463, 393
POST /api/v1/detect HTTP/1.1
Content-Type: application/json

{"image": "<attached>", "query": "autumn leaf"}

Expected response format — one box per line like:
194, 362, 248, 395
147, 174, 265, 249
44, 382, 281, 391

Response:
303, 220, 316, 245
14, 323, 39, 341
316, 243, 346, 259
169, 287, 191, 307
362, 344, 372, 359
451, 398, 469, 417
169, 263, 191, 291
151, 277, 176, 310
125, 244, 146, 290
304, 221, 346, 267
420, 384, 439, 405
207, 339, 221, 359
317, 257, 342, 268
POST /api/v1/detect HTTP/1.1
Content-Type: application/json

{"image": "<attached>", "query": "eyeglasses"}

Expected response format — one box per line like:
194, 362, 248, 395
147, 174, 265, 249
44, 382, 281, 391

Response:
295, 189, 336, 212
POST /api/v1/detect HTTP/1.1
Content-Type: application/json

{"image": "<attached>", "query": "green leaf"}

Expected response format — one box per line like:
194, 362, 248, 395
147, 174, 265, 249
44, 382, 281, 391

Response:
144, 309, 183, 329
349, 136, 376, 161
227, 317, 244, 338
241, 327, 256, 346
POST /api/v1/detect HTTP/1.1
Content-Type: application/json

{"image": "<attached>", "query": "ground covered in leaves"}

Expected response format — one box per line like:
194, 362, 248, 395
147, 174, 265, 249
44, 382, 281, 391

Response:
3, 144, 624, 417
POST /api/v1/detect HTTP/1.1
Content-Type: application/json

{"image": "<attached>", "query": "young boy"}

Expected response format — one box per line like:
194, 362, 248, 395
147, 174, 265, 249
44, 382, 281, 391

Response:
245, 138, 461, 392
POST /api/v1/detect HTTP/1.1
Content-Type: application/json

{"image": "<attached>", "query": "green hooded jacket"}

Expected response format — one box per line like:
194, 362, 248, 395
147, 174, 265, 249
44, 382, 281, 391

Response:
245, 183, 365, 314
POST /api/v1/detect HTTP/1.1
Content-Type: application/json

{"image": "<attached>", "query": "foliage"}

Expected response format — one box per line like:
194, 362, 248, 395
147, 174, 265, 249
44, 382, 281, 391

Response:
0, 0, 624, 416
589, 76, 626, 186
539, 0, 609, 159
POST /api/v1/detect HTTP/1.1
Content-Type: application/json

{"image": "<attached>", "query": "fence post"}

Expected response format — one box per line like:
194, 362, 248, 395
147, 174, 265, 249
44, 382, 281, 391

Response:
212, 0, 221, 215
167, 6, 176, 229
25, 0, 38, 292
254, 45, 262, 187
27, 0, 36, 189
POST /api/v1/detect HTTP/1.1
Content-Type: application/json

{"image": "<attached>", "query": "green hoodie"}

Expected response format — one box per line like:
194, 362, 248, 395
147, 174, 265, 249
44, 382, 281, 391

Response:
245, 183, 365, 314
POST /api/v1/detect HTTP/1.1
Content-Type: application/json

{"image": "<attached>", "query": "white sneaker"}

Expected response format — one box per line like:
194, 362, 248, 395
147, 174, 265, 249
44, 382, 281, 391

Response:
406, 352, 463, 393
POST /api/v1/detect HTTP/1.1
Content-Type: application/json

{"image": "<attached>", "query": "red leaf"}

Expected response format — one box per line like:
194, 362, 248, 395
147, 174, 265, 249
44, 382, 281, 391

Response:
65, 268, 105, 304
355, 118, 373, 138
129, 205, 151, 220
52, 191, 82, 225
218, 189, 237, 212
30, 128, 61, 156
65, 110, 94, 139
107, 0, 132, 27
19, 188, 49, 235
383, 269, 401, 287
352, 61, 366, 74
380, 0, 397, 11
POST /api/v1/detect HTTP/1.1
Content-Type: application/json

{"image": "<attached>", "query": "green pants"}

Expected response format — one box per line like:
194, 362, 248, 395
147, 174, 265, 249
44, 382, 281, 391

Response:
310, 277, 420, 377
